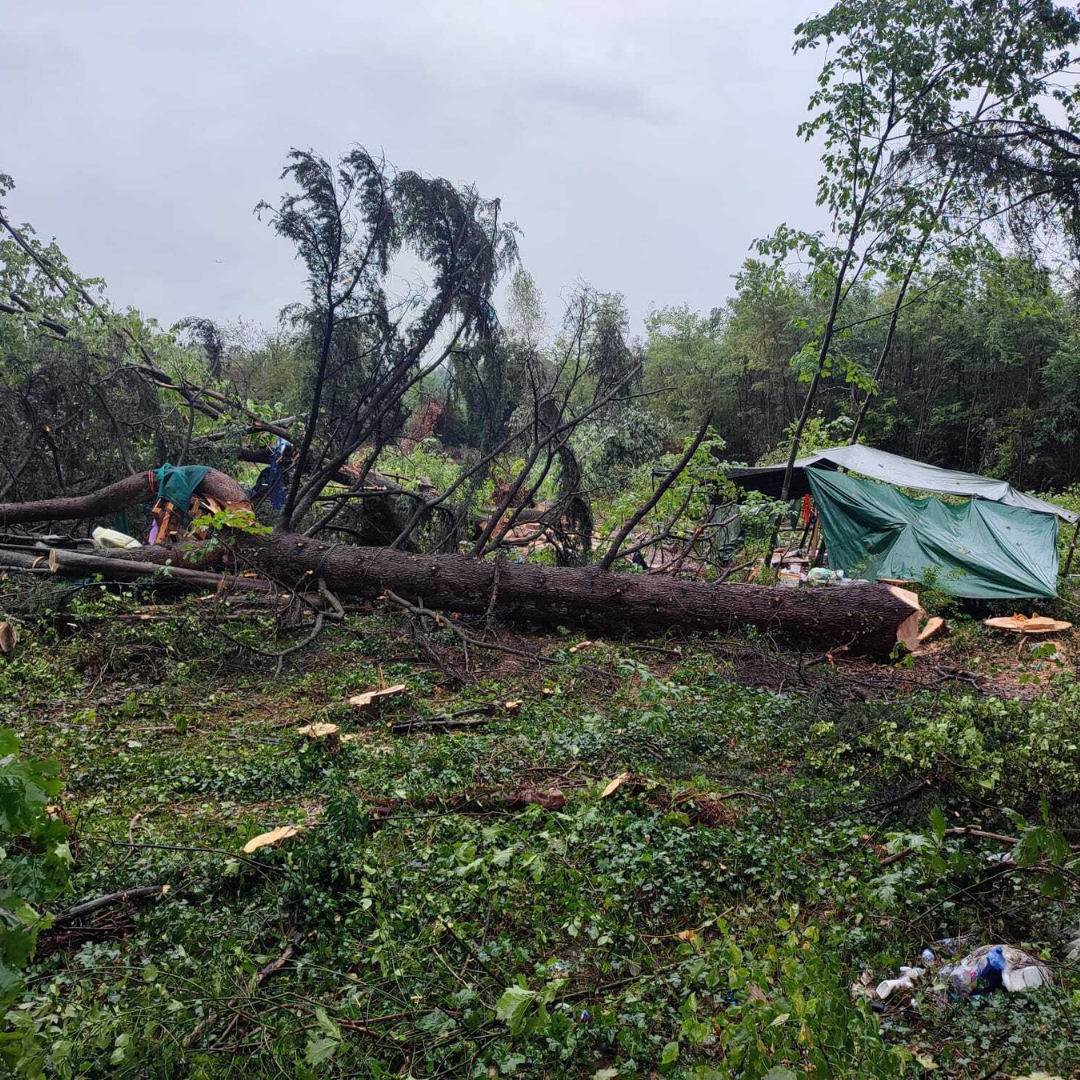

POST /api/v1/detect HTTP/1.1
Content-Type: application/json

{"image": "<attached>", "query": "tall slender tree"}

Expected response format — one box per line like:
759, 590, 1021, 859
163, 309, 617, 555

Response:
766, 0, 1080, 500
256, 148, 518, 531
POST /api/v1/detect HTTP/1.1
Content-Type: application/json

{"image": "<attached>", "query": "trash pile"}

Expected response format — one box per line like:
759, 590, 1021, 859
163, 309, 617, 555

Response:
858, 940, 1054, 1006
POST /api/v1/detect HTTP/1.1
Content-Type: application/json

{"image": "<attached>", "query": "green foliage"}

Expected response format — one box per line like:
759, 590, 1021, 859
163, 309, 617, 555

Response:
867, 683, 1080, 801
755, 414, 852, 467
187, 503, 273, 562
909, 566, 963, 620
595, 428, 734, 559
0, 593, 1076, 1077
0, 730, 68, 1012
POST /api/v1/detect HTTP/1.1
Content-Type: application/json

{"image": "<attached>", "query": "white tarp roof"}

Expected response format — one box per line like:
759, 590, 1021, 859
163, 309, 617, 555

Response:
732, 443, 1078, 523
807, 445, 1077, 522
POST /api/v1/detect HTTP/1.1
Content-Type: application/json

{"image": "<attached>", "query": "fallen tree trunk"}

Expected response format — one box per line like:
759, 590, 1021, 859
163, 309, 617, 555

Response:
0, 469, 248, 527
0, 473, 923, 655
115, 533, 922, 656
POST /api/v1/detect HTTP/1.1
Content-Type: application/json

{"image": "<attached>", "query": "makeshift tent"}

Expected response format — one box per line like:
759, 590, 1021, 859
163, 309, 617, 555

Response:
728, 444, 1076, 598
805, 469, 1060, 600
729, 444, 1078, 523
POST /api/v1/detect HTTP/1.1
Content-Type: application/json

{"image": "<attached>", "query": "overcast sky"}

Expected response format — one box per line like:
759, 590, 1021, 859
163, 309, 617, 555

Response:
3, 0, 827, 339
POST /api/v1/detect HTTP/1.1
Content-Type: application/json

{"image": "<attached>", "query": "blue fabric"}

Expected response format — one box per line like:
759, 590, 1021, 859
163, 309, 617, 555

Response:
251, 437, 290, 511
975, 947, 1006, 994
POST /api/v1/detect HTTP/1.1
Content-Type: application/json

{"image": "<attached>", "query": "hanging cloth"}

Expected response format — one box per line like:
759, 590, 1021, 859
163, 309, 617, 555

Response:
147, 463, 211, 544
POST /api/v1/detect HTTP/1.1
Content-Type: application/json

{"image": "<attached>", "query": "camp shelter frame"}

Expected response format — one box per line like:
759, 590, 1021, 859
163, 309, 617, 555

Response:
728, 444, 1076, 599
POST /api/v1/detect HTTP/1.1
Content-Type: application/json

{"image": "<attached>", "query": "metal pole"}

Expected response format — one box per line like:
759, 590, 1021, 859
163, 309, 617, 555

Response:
1064, 517, 1080, 578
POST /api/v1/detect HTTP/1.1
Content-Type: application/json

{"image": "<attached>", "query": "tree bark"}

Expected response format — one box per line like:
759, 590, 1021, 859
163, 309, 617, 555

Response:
0, 469, 248, 527
117, 533, 921, 656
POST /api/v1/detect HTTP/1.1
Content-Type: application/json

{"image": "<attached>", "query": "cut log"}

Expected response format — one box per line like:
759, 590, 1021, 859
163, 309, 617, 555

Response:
0, 468, 248, 527
116, 534, 923, 657
0, 546, 275, 594
51, 884, 171, 926
890, 586, 924, 653
1, 466, 925, 656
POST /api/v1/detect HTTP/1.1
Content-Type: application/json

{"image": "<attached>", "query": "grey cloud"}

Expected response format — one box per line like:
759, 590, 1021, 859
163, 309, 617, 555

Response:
1, 0, 828, 335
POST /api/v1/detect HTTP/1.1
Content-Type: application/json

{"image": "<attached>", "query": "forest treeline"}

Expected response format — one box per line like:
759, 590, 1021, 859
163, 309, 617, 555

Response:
645, 253, 1080, 488
3, 242, 1079, 516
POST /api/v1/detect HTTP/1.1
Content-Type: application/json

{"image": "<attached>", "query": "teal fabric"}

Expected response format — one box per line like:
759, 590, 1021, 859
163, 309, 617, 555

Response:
805, 468, 1060, 600
154, 464, 210, 523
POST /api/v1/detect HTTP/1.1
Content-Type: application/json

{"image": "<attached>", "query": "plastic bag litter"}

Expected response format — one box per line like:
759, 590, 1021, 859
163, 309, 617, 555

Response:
92, 527, 141, 550
871, 941, 1052, 1003
941, 945, 1052, 997
876, 966, 925, 1000
1064, 933, 1080, 963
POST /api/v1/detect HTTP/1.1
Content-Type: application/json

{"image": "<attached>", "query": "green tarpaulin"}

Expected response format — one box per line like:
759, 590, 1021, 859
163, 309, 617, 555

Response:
154, 463, 210, 523
805, 468, 1060, 600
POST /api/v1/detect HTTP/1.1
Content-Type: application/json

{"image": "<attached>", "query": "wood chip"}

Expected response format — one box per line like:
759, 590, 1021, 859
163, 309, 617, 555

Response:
242, 825, 303, 854
676, 929, 698, 942
503, 700, 523, 712
602, 773, 630, 798
0, 621, 18, 655
569, 640, 594, 653
348, 684, 407, 711
917, 616, 949, 643
984, 613, 1072, 634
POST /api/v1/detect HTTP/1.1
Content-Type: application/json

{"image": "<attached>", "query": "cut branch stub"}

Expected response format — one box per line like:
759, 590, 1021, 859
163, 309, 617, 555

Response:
295, 723, 341, 751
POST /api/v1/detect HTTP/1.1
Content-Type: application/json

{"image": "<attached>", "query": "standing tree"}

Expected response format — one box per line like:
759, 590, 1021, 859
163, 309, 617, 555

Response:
256, 148, 518, 532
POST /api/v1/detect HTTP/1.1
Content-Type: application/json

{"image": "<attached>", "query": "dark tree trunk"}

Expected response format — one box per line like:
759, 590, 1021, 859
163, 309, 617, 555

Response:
1, 473, 922, 656
0, 469, 248, 527
119, 533, 921, 656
